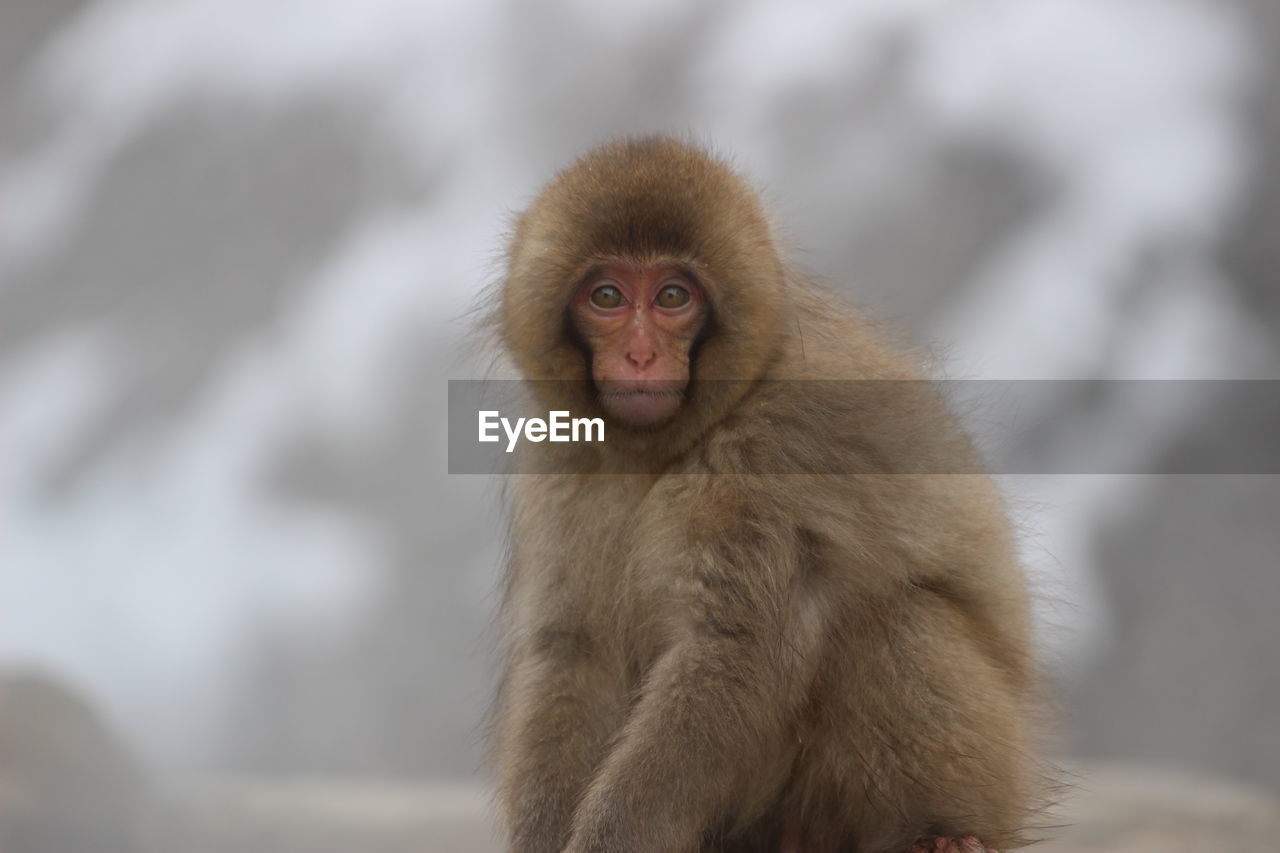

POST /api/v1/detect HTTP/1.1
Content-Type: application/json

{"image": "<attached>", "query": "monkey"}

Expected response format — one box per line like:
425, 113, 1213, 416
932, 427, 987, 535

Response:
485, 137, 1042, 853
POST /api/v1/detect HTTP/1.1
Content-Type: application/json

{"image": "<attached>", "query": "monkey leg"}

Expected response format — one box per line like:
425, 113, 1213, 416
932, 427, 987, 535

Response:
909, 836, 998, 853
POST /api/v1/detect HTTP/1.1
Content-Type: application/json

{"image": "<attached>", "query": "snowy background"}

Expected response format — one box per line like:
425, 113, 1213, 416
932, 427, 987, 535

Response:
3, 0, 1279, 809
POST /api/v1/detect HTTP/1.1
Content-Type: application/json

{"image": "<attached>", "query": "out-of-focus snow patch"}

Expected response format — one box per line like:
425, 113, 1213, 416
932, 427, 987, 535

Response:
1111, 265, 1274, 380
2, 0, 506, 286
693, 0, 942, 142
0, 0, 514, 772
0, 329, 117, 489
558, 0, 695, 41
37, 0, 499, 111
1, 327, 387, 770
914, 0, 1250, 379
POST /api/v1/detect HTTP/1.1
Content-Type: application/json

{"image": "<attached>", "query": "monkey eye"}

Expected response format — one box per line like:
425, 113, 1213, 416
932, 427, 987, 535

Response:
655, 283, 691, 309
590, 285, 624, 308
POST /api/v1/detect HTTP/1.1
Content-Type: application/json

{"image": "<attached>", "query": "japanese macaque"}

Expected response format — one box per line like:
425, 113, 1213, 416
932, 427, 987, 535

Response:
487, 137, 1041, 853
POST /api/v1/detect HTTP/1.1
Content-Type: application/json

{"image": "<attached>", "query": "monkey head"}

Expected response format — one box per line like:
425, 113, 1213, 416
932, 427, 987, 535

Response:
498, 137, 789, 448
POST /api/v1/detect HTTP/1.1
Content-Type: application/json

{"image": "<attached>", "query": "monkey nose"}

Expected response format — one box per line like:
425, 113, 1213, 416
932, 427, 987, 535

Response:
627, 348, 657, 370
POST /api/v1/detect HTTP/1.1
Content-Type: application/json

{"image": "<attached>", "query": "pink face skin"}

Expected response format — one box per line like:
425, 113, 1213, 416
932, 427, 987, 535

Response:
572, 262, 707, 427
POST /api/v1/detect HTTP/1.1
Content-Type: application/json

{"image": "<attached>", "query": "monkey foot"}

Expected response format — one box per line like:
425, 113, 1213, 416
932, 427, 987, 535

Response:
910, 837, 997, 853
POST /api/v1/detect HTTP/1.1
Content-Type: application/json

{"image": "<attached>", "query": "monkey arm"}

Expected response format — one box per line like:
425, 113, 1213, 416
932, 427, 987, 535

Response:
564, 512, 829, 853
495, 622, 629, 853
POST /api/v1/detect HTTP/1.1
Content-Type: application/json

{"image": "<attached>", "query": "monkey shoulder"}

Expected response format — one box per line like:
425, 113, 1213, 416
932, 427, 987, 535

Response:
670, 376, 1014, 590
694, 373, 968, 476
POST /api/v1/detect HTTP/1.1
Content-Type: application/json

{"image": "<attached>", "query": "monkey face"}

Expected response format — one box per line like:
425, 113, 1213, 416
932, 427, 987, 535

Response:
571, 261, 707, 427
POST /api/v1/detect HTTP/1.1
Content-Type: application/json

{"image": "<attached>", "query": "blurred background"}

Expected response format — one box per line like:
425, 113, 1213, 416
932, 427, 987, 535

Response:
2, 0, 1278, 850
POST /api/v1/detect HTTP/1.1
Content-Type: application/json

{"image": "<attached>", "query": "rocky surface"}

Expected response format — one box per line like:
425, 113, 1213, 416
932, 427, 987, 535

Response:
1037, 765, 1280, 853
4, 673, 1274, 852
145, 778, 498, 853
137, 764, 1278, 853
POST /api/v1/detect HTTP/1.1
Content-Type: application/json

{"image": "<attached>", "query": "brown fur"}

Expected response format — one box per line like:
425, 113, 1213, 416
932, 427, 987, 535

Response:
486, 137, 1041, 853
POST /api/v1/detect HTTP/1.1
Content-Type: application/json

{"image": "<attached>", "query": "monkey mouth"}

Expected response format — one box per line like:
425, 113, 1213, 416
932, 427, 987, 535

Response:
598, 383, 686, 427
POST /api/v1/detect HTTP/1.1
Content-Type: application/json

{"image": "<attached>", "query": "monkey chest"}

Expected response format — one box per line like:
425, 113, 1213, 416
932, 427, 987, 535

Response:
528, 478, 683, 662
